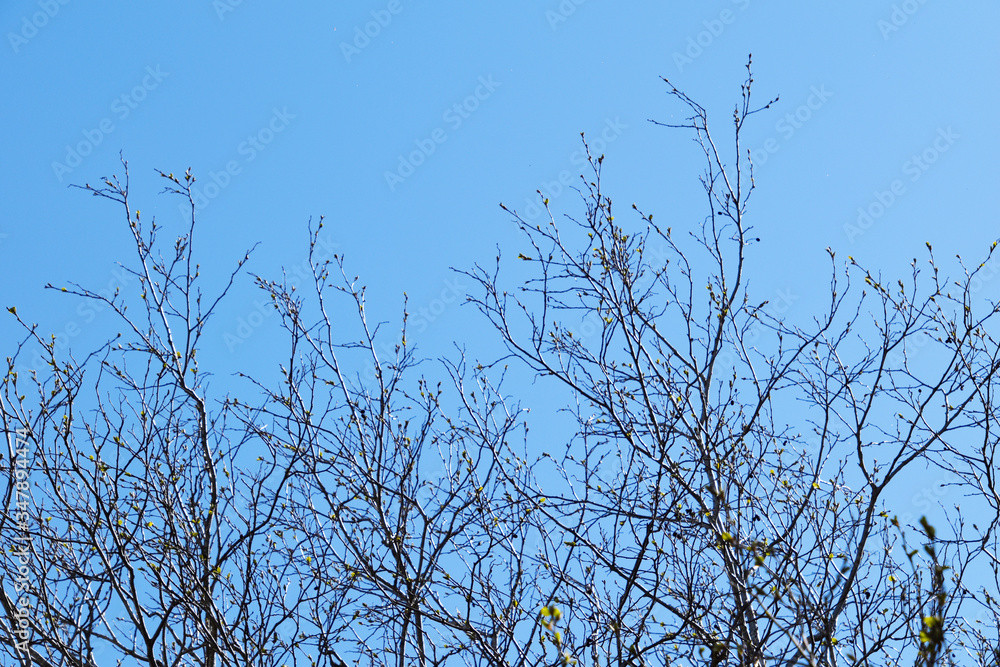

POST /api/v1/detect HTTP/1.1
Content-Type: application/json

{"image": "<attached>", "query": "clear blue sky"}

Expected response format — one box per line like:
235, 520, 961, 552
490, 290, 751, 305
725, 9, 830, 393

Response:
2, 2, 999, 520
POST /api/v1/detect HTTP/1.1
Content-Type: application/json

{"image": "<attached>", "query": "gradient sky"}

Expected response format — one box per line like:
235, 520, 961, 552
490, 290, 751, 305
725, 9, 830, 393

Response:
2, 2, 999, 533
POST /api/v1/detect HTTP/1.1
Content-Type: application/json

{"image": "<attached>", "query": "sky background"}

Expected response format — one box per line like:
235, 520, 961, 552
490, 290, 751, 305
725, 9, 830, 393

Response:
2, 2, 999, 527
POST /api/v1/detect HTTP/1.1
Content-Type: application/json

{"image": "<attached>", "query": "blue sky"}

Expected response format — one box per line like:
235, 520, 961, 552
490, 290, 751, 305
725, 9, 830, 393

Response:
2, 2, 999, 522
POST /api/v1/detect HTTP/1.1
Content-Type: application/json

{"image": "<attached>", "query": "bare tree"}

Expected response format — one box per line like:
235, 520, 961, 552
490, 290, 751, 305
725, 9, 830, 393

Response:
463, 59, 998, 666
242, 226, 544, 667
4, 62, 1000, 667
0, 166, 311, 667
0, 166, 546, 667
